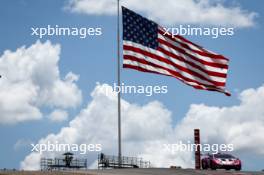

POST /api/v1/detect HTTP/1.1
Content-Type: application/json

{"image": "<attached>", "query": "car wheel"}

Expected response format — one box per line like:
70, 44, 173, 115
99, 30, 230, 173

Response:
210, 161, 216, 170
235, 167, 241, 171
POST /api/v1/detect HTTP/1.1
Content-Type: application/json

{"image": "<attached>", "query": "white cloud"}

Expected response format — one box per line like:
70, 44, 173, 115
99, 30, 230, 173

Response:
14, 139, 33, 151
48, 109, 69, 122
20, 152, 42, 171
0, 40, 82, 124
66, 0, 257, 28
21, 83, 264, 170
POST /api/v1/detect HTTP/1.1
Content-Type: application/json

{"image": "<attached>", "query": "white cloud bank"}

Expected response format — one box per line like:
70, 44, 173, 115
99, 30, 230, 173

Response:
21, 83, 264, 170
48, 109, 69, 122
66, 0, 257, 28
0, 41, 82, 124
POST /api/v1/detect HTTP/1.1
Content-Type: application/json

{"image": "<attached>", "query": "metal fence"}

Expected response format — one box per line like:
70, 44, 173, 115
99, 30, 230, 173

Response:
98, 153, 151, 169
41, 157, 87, 171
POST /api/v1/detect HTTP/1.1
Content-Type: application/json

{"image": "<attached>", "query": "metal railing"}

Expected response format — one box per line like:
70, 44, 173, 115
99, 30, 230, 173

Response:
41, 157, 87, 171
98, 153, 151, 169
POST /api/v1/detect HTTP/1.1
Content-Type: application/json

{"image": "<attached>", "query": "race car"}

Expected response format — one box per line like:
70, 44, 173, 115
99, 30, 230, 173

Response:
201, 153, 241, 171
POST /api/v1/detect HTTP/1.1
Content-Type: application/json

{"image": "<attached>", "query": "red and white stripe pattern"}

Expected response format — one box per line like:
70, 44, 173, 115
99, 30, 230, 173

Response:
123, 26, 231, 96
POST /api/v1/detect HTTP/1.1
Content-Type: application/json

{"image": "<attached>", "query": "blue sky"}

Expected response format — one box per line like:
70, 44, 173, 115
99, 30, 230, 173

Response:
0, 0, 264, 171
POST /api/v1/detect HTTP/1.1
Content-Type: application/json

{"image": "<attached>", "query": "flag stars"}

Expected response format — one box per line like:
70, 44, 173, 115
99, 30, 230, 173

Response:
122, 7, 158, 49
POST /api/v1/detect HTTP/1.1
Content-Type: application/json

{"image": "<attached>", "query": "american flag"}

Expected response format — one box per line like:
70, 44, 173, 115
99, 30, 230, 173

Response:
122, 7, 230, 96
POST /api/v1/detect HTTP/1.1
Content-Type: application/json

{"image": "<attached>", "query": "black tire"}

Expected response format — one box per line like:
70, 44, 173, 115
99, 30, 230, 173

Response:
235, 167, 241, 171
210, 161, 216, 170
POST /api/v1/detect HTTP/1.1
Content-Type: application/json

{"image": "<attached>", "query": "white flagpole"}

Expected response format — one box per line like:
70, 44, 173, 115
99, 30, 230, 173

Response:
117, 0, 122, 167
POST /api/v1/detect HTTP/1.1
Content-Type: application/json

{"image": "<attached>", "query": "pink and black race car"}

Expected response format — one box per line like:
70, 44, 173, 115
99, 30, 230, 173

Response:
201, 153, 241, 171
